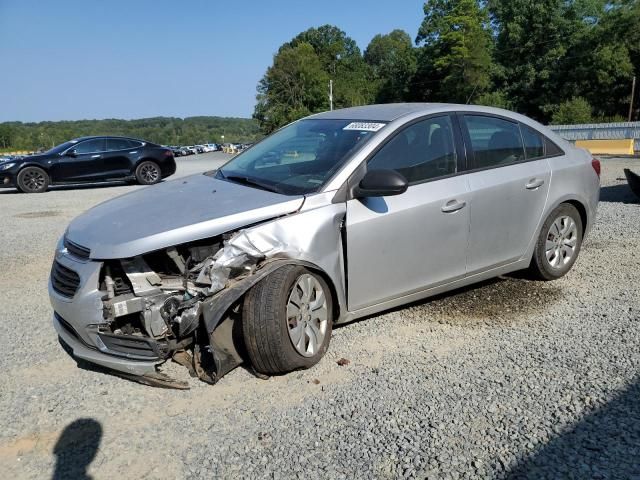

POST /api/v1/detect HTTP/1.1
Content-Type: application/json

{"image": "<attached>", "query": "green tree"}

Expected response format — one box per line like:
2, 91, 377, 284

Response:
413, 0, 493, 104
485, 0, 636, 120
489, 0, 569, 119
364, 30, 418, 102
550, 97, 593, 124
286, 25, 361, 76
0, 124, 15, 149
253, 42, 329, 134
254, 25, 375, 133
0, 117, 261, 151
596, 0, 640, 120
473, 90, 513, 109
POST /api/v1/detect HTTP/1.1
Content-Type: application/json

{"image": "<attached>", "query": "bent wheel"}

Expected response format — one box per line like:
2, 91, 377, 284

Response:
242, 265, 333, 375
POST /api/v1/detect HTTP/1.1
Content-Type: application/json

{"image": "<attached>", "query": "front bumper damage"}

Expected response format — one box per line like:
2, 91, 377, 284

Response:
49, 230, 295, 389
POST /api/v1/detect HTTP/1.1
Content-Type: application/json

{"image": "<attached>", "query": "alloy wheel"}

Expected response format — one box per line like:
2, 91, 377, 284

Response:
545, 215, 578, 268
286, 274, 329, 357
23, 169, 46, 192
140, 163, 159, 183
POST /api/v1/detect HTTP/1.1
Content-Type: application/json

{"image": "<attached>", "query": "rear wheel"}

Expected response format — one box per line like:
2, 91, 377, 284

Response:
242, 265, 332, 375
135, 161, 161, 185
17, 167, 49, 193
528, 203, 583, 280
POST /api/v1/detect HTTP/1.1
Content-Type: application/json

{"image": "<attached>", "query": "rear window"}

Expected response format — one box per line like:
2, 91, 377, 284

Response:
107, 138, 134, 151
545, 137, 564, 156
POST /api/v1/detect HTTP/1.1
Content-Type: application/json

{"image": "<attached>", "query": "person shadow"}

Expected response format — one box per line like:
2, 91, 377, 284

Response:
52, 418, 103, 480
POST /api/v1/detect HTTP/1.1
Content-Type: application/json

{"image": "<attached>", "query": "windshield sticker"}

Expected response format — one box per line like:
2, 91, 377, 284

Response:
343, 122, 386, 132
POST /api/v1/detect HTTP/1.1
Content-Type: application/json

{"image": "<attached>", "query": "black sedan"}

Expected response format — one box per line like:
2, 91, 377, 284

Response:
0, 136, 176, 193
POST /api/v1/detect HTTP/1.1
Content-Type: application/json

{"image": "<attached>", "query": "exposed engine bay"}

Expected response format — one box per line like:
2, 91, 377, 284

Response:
96, 230, 286, 388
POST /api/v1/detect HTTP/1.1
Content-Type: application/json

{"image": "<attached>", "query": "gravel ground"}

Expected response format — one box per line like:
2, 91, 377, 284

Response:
0, 154, 639, 479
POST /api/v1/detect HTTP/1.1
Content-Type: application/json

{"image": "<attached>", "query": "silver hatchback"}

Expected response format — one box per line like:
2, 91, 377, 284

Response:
49, 104, 600, 388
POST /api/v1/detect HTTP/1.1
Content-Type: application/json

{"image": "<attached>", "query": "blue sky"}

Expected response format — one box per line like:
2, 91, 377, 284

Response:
0, 1, 423, 122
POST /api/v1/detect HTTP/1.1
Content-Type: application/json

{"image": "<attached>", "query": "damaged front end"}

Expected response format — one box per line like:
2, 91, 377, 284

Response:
62, 230, 288, 389
51, 194, 347, 389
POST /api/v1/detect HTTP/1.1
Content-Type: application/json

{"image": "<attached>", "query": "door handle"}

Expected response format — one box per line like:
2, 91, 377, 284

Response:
91, 154, 101, 159
525, 178, 544, 190
441, 199, 466, 213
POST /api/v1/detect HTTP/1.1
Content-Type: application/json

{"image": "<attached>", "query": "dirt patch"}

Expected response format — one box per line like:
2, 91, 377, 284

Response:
404, 277, 564, 328
0, 431, 59, 459
14, 211, 61, 219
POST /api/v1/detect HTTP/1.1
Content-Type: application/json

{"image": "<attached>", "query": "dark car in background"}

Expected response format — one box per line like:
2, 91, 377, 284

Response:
0, 136, 176, 193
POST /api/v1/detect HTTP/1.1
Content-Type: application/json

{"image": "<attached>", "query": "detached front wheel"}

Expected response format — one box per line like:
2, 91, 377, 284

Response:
242, 265, 332, 375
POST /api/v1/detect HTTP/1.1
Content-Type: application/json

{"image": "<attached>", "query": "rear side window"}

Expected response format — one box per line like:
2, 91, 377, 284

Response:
74, 139, 106, 154
107, 138, 133, 151
521, 125, 544, 159
545, 137, 564, 156
463, 115, 525, 168
368, 115, 457, 183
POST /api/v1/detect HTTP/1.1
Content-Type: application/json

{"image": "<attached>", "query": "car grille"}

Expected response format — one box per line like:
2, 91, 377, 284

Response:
97, 333, 162, 359
64, 237, 91, 260
51, 261, 81, 297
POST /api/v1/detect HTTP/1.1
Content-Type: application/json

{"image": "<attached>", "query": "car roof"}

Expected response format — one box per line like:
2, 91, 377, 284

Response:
70, 135, 145, 143
307, 102, 567, 144
309, 103, 458, 122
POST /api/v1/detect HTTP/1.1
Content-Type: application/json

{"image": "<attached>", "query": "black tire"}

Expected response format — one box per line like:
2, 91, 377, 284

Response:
17, 166, 49, 193
135, 161, 161, 185
528, 203, 583, 280
242, 265, 333, 375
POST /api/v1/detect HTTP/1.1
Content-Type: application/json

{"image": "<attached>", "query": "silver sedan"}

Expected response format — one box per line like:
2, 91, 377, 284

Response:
49, 104, 600, 388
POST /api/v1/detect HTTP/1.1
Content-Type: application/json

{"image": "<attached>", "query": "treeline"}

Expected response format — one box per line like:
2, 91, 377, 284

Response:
0, 116, 262, 151
254, 0, 640, 133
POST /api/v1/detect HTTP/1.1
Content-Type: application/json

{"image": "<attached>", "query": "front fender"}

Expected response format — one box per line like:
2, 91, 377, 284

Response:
201, 258, 331, 333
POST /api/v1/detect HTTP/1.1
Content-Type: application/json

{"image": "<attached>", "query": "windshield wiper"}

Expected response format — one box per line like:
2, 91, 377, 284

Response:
222, 174, 282, 194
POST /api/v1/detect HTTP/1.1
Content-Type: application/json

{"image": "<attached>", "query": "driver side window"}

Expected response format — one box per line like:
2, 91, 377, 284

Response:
367, 115, 457, 184
74, 139, 106, 154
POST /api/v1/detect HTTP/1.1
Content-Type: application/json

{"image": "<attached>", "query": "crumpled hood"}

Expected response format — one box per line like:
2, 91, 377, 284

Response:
66, 173, 304, 259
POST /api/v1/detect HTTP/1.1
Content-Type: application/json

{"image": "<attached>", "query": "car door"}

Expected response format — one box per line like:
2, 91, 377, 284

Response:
51, 138, 107, 182
345, 115, 470, 311
460, 114, 551, 274
104, 138, 137, 179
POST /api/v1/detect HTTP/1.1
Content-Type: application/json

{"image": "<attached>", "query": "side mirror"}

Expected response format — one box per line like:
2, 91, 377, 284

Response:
354, 169, 408, 198
65, 149, 78, 157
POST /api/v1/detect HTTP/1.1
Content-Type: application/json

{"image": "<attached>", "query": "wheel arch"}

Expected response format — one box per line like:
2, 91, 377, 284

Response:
197, 259, 340, 382
563, 199, 588, 236
15, 163, 52, 189
523, 195, 590, 266
201, 259, 340, 336
17, 162, 51, 175
544, 196, 589, 237
134, 157, 160, 169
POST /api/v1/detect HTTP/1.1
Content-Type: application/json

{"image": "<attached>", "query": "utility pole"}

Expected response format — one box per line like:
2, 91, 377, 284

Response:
629, 75, 636, 122
329, 80, 333, 111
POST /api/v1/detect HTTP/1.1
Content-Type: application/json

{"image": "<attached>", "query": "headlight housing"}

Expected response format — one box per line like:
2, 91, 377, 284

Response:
0, 163, 15, 170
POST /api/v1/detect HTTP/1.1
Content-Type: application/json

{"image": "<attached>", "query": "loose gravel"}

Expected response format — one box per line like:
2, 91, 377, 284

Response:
0, 154, 638, 479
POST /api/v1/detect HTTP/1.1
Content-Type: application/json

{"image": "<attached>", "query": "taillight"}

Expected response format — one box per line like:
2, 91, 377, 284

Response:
164, 150, 173, 157
591, 158, 601, 178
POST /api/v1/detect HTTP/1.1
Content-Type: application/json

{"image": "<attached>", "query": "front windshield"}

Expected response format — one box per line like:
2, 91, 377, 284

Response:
45, 140, 77, 155
217, 119, 385, 195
